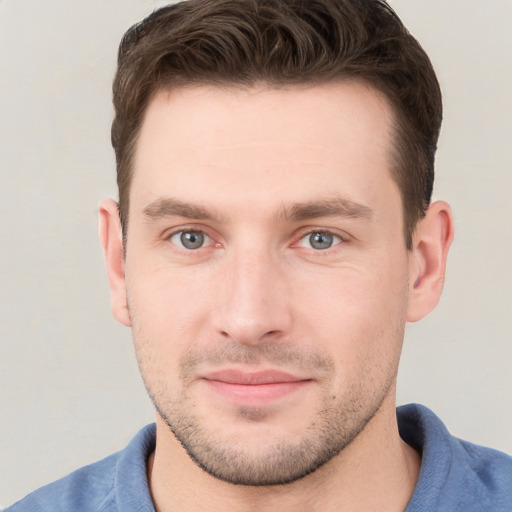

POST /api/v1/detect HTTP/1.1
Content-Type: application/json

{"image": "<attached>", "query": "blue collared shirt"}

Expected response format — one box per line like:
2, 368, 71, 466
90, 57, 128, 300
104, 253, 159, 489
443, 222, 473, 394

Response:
6, 404, 512, 511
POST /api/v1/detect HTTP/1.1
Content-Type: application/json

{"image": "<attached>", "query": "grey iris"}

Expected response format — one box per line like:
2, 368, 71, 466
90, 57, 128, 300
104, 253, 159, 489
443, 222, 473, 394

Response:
181, 231, 204, 249
309, 232, 334, 250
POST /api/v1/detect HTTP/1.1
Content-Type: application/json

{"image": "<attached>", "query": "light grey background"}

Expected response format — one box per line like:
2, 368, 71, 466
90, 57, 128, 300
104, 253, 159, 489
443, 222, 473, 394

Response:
1, 0, 511, 507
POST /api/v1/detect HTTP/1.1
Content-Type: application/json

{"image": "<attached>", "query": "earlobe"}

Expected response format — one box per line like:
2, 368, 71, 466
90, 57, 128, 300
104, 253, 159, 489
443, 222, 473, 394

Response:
98, 199, 131, 327
407, 201, 454, 323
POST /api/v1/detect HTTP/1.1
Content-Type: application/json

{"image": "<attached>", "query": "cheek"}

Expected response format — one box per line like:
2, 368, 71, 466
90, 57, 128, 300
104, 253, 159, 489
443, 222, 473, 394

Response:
293, 260, 409, 364
303, 278, 406, 405
125, 264, 215, 365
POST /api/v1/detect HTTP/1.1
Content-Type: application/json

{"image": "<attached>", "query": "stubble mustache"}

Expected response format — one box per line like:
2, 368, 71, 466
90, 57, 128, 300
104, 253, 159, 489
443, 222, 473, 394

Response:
179, 339, 335, 382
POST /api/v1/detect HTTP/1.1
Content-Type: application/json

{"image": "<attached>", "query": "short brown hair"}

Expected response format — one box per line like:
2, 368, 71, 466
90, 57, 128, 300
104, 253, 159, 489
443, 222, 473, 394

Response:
112, 0, 442, 249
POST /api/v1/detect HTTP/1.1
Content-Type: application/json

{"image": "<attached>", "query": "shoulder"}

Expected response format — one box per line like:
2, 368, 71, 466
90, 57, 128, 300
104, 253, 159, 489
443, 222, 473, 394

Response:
452, 436, 512, 507
399, 404, 512, 512
5, 424, 156, 512
6, 454, 119, 512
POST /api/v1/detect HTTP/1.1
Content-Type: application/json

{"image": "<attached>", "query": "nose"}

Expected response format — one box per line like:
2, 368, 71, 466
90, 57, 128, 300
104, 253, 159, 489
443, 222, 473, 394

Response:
213, 247, 293, 345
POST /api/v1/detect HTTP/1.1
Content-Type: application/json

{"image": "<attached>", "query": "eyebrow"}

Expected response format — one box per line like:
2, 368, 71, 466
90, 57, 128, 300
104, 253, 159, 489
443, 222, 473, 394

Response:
141, 196, 373, 224
142, 197, 221, 222
279, 197, 374, 222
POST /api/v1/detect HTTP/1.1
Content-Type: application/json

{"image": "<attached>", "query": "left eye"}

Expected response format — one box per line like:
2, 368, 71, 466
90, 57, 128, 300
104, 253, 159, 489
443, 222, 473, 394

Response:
170, 230, 211, 250
298, 231, 342, 250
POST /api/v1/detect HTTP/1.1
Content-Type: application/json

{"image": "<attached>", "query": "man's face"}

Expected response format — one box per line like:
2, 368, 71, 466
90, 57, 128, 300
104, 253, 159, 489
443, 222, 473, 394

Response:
122, 82, 414, 485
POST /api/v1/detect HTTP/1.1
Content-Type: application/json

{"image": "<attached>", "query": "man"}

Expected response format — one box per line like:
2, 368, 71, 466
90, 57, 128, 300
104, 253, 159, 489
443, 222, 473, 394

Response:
7, 0, 511, 510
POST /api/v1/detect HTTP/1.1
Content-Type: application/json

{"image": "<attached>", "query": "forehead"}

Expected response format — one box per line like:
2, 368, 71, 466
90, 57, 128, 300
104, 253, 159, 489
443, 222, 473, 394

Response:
131, 82, 399, 217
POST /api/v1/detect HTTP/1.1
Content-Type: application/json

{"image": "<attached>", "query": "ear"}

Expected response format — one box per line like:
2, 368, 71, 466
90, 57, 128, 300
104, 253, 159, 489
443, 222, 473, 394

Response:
407, 201, 454, 322
98, 199, 131, 327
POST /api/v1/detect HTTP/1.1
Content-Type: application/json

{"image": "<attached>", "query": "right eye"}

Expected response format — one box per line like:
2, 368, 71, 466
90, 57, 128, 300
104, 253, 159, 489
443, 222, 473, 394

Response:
170, 230, 211, 250
297, 231, 342, 251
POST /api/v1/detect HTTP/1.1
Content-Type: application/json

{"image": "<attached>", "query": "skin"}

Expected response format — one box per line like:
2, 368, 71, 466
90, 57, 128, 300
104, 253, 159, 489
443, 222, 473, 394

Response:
100, 81, 453, 511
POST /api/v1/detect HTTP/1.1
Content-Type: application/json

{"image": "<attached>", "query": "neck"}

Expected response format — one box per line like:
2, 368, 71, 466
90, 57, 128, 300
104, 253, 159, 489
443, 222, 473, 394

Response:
147, 399, 420, 512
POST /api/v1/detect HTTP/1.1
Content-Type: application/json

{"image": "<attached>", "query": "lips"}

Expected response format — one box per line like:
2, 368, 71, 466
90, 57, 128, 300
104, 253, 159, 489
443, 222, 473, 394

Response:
204, 369, 306, 385
200, 369, 311, 406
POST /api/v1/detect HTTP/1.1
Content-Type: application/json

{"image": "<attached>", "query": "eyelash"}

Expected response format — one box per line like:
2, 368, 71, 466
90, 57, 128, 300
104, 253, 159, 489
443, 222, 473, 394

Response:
165, 227, 347, 253
167, 228, 216, 251
296, 230, 344, 251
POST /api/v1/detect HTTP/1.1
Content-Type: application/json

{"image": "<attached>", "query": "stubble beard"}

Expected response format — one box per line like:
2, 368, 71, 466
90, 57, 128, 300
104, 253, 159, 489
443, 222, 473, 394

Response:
135, 338, 399, 487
